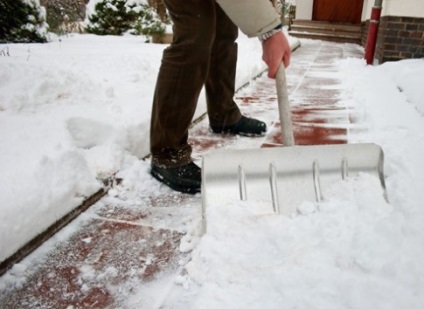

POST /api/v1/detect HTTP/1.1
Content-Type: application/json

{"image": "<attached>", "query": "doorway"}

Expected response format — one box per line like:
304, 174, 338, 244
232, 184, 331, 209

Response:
312, 0, 364, 24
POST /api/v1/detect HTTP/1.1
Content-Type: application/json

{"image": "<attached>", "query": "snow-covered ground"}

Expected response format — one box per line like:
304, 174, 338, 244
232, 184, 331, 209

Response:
1, 32, 424, 308
0, 32, 286, 265
170, 56, 424, 308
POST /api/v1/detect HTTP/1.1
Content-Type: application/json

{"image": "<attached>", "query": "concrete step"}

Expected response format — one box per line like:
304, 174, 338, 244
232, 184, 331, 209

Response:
290, 25, 361, 37
291, 19, 361, 32
289, 31, 361, 44
289, 19, 362, 45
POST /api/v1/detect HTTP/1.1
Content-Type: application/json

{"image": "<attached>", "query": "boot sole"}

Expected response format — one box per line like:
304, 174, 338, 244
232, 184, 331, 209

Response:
210, 129, 266, 137
150, 168, 201, 194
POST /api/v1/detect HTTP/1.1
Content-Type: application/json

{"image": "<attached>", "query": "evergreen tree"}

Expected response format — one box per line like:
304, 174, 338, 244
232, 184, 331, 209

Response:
40, 0, 88, 34
86, 0, 166, 36
0, 0, 48, 43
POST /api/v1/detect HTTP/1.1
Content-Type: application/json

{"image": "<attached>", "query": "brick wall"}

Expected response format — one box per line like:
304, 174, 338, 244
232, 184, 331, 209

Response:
363, 16, 424, 63
362, 20, 370, 47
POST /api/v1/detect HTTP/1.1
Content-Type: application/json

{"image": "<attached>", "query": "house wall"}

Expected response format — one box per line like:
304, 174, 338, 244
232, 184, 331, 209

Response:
375, 16, 424, 62
386, 0, 424, 17
297, 0, 424, 21
295, 0, 313, 20
294, 0, 423, 63
362, 0, 371, 21
362, 0, 424, 63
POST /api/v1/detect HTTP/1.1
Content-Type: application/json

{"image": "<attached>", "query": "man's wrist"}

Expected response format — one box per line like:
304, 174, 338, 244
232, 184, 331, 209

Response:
258, 24, 283, 42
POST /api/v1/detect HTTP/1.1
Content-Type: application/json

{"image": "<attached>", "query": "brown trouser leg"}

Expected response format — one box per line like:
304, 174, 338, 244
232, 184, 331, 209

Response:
150, 0, 241, 168
206, 4, 241, 127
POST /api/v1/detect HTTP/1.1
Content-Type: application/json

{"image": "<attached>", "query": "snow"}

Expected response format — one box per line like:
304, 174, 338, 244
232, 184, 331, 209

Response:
1, 30, 424, 308
0, 32, 273, 265
178, 57, 424, 308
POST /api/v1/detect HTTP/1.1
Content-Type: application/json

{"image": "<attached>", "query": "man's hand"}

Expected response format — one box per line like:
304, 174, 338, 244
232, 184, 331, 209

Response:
261, 31, 291, 78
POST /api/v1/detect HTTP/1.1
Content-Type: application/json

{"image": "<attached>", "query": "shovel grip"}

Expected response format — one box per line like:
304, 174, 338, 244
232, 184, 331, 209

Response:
276, 64, 295, 146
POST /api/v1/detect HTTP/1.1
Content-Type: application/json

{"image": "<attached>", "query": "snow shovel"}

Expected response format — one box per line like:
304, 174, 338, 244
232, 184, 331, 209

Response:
201, 64, 387, 229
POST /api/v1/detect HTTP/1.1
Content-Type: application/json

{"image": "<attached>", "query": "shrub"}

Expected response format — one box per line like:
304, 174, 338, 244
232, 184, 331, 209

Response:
132, 3, 166, 36
0, 0, 48, 43
40, 0, 88, 34
85, 0, 166, 36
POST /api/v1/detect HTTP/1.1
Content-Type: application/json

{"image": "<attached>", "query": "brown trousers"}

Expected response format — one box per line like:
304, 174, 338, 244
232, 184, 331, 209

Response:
150, 0, 242, 168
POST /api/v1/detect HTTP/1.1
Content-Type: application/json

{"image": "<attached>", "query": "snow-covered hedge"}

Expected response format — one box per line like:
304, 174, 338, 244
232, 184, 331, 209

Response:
0, 0, 48, 43
85, 0, 166, 36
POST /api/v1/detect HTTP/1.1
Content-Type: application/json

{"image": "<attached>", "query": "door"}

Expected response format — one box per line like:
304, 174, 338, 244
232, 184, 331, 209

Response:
313, 0, 364, 24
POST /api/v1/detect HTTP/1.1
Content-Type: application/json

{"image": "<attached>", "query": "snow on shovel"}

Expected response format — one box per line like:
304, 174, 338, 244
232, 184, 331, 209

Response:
201, 64, 387, 233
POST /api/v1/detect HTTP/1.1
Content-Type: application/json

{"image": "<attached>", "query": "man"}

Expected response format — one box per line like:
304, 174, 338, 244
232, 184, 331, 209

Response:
150, 0, 291, 194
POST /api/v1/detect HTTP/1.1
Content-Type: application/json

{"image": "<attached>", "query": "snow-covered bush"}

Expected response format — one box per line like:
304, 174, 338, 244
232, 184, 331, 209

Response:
85, 0, 166, 36
0, 0, 49, 43
277, 0, 296, 28
40, 0, 88, 34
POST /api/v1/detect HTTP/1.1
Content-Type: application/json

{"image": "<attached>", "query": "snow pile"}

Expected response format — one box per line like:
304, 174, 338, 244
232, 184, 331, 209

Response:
0, 35, 159, 263
158, 58, 424, 308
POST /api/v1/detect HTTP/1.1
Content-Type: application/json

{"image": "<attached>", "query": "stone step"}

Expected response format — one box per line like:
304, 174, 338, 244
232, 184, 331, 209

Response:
289, 31, 361, 44
290, 25, 361, 37
289, 19, 362, 45
291, 19, 361, 32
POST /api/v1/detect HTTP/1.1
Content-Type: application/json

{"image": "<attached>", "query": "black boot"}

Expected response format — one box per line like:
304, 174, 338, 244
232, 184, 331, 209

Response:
150, 162, 201, 194
210, 116, 267, 136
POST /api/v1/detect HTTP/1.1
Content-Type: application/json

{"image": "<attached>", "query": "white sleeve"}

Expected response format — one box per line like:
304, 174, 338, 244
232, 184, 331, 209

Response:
217, 0, 281, 37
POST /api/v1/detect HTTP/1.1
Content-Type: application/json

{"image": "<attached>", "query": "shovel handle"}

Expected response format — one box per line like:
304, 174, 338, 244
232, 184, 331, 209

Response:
276, 64, 295, 146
